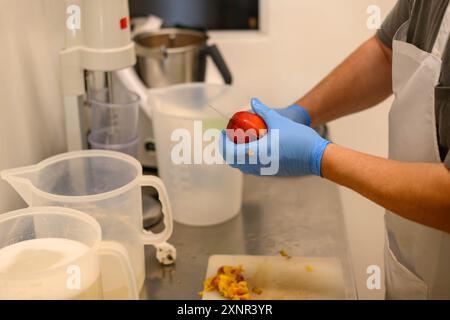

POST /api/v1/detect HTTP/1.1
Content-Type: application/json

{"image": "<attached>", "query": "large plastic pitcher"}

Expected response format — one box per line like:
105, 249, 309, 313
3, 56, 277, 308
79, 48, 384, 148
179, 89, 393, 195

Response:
1, 150, 173, 296
0, 207, 138, 300
144, 83, 246, 226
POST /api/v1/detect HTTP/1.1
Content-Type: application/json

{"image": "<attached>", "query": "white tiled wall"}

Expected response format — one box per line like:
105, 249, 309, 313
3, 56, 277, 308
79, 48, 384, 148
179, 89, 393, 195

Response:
0, 0, 66, 213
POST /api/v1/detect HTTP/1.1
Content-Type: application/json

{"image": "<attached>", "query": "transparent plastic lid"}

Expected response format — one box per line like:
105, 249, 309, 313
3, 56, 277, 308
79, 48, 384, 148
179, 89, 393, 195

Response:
146, 83, 249, 120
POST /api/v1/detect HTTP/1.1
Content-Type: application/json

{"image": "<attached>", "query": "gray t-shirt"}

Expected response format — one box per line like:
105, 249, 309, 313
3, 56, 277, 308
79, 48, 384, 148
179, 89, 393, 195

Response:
377, 0, 450, 168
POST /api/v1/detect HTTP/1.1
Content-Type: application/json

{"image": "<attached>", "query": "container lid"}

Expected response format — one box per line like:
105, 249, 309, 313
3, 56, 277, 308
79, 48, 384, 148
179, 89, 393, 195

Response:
146, 83, 249, 120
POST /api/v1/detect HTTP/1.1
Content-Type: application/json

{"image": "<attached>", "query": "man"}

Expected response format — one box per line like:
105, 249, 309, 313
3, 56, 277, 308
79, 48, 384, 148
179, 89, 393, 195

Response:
221, 0, 450, 299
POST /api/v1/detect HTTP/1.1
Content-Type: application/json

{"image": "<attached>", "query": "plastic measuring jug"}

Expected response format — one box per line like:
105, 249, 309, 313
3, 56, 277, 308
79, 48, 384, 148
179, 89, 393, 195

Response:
88, 88, 140, 158
144, 83, 246, 226
0, 207, 138, 300
1, 150, 173, 295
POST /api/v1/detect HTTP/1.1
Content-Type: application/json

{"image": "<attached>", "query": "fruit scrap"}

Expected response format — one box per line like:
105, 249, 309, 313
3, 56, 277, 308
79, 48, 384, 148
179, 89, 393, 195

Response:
201, 265, 252, 300
305, 265, 313, 272
252, 287, 263, 295
279, 249, 292, 260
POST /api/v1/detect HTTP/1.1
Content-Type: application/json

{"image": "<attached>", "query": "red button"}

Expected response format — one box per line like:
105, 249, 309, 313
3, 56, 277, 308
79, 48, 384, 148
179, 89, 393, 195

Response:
120, 17, 128, 29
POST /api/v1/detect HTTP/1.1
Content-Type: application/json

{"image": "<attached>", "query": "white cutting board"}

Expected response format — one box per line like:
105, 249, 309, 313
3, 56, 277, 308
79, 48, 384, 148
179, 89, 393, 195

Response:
203, 255, 346, 300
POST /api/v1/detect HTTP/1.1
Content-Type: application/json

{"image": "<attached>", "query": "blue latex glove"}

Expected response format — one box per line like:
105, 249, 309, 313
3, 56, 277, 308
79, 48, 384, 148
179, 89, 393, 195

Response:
220, 98, 330, 177
275, 104, 312, 126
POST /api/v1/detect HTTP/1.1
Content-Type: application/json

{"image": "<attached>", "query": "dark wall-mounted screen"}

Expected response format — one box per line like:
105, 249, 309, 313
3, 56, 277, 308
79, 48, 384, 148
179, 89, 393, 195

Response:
129, 0, 259, 30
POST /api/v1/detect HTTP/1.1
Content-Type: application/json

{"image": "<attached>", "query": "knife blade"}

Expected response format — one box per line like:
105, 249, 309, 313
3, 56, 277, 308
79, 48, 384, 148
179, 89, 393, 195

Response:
207, 104, 231, 121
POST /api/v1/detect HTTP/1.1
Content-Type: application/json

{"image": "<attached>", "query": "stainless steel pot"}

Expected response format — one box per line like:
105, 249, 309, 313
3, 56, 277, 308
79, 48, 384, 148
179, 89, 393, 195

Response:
134, 28, 232, 88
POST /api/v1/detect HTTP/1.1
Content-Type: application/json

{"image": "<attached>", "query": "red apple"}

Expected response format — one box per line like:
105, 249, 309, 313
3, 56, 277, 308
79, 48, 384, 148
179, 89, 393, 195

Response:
226, 111, 268, 144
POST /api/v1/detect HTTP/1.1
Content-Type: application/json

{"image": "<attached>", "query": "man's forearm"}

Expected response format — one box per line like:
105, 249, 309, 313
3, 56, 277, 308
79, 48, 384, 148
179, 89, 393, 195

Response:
296, 36, 393, 127
321, 144, 450, 233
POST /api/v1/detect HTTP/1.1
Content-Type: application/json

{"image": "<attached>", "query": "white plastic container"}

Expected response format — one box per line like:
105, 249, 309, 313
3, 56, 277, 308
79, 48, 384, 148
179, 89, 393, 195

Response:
145, 83, 246, 226
0, 207, 138, 300
1, 150, 173, 296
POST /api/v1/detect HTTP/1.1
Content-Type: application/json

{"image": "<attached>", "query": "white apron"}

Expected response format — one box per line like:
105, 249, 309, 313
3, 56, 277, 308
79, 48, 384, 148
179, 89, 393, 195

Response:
385, 4, 450, 300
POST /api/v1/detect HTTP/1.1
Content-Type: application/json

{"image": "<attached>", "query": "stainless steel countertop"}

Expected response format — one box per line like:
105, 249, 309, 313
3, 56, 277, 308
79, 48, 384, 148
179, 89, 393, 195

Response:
141, 175, 357, 300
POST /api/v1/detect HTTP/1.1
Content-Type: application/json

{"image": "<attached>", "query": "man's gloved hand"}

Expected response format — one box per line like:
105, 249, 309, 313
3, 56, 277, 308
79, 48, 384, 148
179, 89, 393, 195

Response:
275, 104, 312, 126
220, 98, 330, 177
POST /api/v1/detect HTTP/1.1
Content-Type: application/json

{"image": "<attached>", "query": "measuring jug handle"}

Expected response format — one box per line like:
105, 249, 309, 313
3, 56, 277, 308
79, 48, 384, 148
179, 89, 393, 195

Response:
98, 241, 139, 300
139, 175, 173, 245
